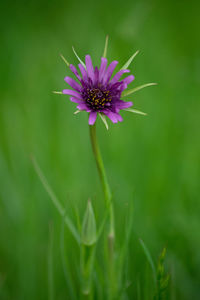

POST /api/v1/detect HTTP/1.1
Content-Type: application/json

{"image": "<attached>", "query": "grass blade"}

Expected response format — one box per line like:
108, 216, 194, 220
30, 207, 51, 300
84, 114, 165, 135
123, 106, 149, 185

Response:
31, 156, 80, 244
139, 238, 156, 284
48, 222, 54, 300
60, 217, 76, 299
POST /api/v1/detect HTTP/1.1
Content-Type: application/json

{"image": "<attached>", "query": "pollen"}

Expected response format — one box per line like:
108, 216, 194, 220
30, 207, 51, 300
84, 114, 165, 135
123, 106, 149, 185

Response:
83, 88, 112, 111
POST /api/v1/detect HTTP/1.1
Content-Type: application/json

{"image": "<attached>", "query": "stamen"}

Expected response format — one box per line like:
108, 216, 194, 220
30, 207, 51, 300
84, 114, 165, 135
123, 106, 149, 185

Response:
83, 87, 113, 111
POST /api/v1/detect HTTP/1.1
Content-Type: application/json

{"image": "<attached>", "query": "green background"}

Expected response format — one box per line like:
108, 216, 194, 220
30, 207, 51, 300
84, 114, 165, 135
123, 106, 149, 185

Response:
0, 0, 200, 299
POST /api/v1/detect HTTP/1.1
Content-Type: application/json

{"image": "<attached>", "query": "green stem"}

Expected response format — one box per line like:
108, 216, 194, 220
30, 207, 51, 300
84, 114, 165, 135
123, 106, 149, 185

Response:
89, 124, 116, 299
89, 124, 114, 236
80, 244, 95, 300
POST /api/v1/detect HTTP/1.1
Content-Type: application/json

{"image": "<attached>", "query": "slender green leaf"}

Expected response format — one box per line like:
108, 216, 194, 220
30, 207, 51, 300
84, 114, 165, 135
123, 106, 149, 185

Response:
121, 50, 139, 70
139, 238, 156, 284
48, 223, 54, 300
60, 218, 76, 299
72, 46, 86, 68
31, 156, 80, 244
122, 83, 157, 97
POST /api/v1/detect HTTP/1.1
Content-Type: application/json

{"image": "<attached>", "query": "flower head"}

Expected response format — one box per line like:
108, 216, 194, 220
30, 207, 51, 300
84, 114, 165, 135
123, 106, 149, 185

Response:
55, 39, 156, 127
62, 54, 134, 125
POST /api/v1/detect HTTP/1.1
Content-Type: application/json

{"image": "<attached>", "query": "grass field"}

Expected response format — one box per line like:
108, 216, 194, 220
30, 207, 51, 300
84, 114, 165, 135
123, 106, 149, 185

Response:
0, 0, 200, 299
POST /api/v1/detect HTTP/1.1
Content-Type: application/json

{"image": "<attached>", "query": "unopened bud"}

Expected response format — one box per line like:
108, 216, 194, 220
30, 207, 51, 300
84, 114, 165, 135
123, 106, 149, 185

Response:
81, 200, 97, 246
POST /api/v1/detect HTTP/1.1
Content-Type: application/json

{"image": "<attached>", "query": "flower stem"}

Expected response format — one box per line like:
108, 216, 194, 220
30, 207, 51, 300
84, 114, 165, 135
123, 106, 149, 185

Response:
89, 124, 114, 237
89, 124, 116, 298
80, 244, 95, 300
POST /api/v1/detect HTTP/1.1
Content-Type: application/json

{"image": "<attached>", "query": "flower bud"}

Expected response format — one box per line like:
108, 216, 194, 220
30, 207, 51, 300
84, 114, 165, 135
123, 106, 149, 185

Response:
81, 200, 97, 246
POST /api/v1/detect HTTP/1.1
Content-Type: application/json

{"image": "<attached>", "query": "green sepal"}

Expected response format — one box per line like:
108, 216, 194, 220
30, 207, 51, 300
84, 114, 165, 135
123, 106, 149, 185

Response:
72, 46, 86, 68
124, 108, 147, 116
99, 113, 109, 130
122, 83, 157, 97
120, 50, 139, 70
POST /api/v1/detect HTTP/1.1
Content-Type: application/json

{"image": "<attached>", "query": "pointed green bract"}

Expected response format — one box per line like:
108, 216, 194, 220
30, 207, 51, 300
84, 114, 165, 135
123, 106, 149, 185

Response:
124, 108, 147, 116
60, 53, 70, 67
121, 50, 139, 70
72, 46, 86, 68
99, 113, 109, 130
122, 83, 157, 97
74, 110, 81, 115
103, 35, 109, 58
52, 91, 63, 94
81, 200, 97, 246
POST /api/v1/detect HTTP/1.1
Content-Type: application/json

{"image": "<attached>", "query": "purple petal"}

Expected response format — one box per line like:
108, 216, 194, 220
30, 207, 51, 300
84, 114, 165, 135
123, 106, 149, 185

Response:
103, 111, 118, 123
64, 77, 82, 92
70, 97, 84, 104
85, 55, 94, 82
78, 64, 88, 82
88, 111, 97, 125
77, 103, 90, 112
99, 57, 107, 81
94, 67, 99, 85
119, 83, 127, 92
116, 100, 133, 109
63, 89, 82, 99
123, 75, 135, 85
69, 64, 82, 82
110, 69, 130, 85
103, 61, 118, 84
116, 113, 123, 122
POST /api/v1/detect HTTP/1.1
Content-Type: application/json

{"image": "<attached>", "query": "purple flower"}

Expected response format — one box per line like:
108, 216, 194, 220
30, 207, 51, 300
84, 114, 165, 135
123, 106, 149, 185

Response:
62, 55, 134, 125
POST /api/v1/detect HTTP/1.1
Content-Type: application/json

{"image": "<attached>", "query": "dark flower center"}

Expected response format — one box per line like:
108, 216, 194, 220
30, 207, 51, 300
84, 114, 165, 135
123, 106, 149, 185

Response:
84, 88, 112, 111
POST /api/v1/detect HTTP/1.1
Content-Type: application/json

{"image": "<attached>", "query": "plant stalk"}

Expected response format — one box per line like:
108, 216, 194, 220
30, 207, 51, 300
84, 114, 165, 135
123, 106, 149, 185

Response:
89, 124, 116, 298
89, 124, 114, 237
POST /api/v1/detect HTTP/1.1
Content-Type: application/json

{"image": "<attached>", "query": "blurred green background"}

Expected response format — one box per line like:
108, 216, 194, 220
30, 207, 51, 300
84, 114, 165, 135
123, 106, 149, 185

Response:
0, 0, 200, 299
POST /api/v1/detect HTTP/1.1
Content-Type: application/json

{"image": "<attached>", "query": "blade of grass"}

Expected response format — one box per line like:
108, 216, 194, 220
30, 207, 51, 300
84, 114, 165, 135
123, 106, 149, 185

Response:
139, 238, 156, 285
60, 217, 76, 299
31, 156, 80, 245
118, 201, 134, 295
137, 279, 141, 300
48, 222, 54, 300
